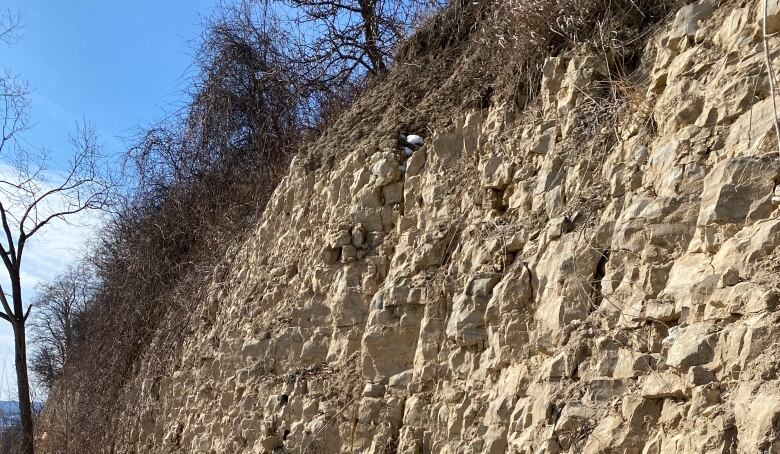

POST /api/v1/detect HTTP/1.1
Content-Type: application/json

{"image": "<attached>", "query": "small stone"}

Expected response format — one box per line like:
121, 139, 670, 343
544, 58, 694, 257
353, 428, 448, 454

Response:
382, 182, 404, 205
321, 247, 340, 265
327, 230, 352, 248
362, 383, 385, 398
481, 155, 514, 190
666, 324, 715, 371
718, 267, 741, 288
352, 224, 366, 248
642, 372, 691, 399
341, 245, 357, 262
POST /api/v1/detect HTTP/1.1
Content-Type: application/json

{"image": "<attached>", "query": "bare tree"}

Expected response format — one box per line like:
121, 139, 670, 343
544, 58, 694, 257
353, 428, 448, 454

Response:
29, 266, 94, 389
0, 9, 20, 46
0, 120, 110, 453
0, 12, 111, 450
279, 0, 442, 86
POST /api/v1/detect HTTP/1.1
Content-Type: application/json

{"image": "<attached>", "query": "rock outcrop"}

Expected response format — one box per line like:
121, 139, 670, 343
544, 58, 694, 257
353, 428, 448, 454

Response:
45, 0, 780, 452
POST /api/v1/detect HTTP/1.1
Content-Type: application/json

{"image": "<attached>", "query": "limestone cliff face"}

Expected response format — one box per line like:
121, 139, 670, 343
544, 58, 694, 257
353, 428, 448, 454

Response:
77, 1, 780, 452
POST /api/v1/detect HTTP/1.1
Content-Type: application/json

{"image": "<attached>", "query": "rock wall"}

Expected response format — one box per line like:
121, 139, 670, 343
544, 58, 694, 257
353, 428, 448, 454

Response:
79, 0, 780, 452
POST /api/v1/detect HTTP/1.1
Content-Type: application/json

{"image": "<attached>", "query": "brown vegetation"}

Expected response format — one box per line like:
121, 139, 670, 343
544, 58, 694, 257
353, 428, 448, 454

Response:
0, 10, 112, 450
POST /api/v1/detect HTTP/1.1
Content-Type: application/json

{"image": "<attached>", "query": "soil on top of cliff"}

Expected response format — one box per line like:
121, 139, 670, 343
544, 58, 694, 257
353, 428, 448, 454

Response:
300, 0, 675, 174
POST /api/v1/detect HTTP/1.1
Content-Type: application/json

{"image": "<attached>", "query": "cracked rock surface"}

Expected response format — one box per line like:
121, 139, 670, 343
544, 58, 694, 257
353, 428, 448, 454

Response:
48, 1, 780, 452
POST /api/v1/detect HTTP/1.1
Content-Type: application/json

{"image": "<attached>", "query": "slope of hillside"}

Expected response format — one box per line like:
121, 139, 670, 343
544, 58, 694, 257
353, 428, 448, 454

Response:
41, 0, 780, 452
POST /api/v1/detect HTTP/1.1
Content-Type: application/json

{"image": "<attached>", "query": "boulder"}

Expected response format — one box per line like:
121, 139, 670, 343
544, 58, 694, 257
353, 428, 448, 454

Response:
406, 149, 427, 176
371, 155, 402, 186
530, 126, 557, 155
665, 0, 715, 50
666, 323, 716, 370
481, 155, 514, 190
642, 372, 691, 398
697, 155, 777, 226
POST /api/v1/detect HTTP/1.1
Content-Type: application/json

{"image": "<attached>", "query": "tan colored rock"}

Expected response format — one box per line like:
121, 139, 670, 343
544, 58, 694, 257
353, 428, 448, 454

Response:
327, 229, 352, 248
642, 372, 691, 398
321, 246, 340, 264
664, 0, 715, 51
715, 7, 751, 49
666, 323, 716, 370
481, 155, 514, 190
734, 389, 780, 451
370, 153, 402, 186
697, 156, 777, 227
446, 273, 501, 346
613, 350, 655, 379
643, 299, 679, 322
405, 148, 426, 176
530, 125, 557, 155
381, 181, 404, 205
352, 224, 366, 248
541, 57, 566, 113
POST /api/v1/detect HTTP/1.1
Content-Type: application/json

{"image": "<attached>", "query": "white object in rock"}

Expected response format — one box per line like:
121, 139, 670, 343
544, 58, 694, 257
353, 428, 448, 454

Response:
406, 134, 424, 146
662, 326, 680, 346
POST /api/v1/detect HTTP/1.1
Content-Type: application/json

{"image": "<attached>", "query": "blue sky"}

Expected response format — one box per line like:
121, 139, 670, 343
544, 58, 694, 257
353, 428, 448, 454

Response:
0, 0, 218, 400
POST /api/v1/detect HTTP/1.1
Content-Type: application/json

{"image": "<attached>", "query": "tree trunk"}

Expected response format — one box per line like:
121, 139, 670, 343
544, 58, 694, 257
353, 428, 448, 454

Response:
13, 322, 34, 454
358, 0, 384, 73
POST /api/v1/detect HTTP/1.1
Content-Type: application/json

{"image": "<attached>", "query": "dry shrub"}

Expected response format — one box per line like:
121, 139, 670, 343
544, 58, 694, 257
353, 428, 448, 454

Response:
393, 0, 674, 117
475, 0, 671, 109
37, 3, 301, 452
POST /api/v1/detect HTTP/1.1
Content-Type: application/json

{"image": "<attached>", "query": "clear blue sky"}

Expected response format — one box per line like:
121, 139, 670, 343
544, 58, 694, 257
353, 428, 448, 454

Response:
0, 0, 219, 400
0, 0, 218, 161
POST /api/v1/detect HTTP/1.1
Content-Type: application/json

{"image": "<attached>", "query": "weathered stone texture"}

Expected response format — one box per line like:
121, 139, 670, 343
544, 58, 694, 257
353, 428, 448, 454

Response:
69, 1, 780, 452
